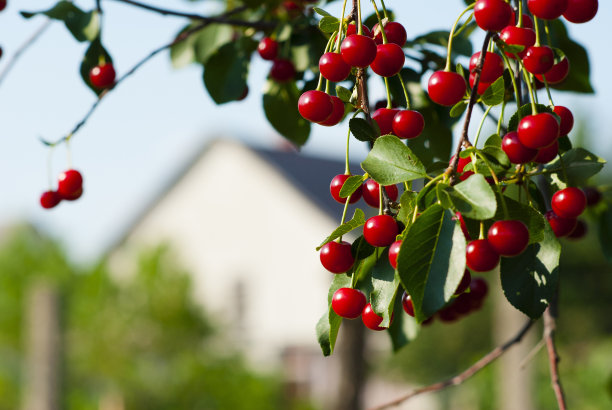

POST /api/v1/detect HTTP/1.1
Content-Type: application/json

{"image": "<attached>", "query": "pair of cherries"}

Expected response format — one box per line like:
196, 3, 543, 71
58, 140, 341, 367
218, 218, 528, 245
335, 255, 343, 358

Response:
40, 169, 84, 209
466, 219, 530, 272
330, 176, 398, 208
331, 288, 390, 331
257, 37, 296, 82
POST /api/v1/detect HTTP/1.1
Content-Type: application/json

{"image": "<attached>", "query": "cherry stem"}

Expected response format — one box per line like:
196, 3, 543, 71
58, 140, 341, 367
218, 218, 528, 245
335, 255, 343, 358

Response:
335, 0, 349, 52
357, 0, 363, 35
479, 221, 485, 239
473, 105, 493, 148
533, 16, 542, 46
517, 0, 523, 27
370, 0, 388, 44
444, 3, 475, 72
499, 51, 522, 114
378, 184, 384, 215
544, 20, 553, 48
519, 64, 538, 115
345, 116, 358, 174
396, 72, 411, 109
338, 194, 352, 243
384, 77, 393, 109
379, 0, 389, 19
497, 100, 506, 135
543, 77, 555, 106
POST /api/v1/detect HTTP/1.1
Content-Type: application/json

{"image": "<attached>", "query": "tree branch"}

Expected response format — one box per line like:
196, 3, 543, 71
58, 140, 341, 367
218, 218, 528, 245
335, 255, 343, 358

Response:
544, 303, 567, 410
369, 319, 535, 410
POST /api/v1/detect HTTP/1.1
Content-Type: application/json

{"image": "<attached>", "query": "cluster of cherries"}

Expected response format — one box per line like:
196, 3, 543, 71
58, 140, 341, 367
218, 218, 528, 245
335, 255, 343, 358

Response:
546, 186, 599, 239
39, 169, 84, 209
257, 37, 297, 83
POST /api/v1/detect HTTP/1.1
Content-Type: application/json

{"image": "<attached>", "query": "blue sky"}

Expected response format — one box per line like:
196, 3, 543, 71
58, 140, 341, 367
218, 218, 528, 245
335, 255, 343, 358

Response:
0, 0, 609, 261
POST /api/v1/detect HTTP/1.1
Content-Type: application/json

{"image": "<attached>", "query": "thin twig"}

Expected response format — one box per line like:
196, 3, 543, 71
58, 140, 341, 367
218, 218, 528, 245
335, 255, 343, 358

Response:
544, 305, 567, 410
369, 319, 534, 410
519, 338, 545, 370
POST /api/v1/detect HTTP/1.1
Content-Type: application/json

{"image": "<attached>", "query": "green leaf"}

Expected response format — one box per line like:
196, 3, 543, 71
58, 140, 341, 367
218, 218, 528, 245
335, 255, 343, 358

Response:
500, 223, 560, 319
312, 7, 333, 17
396, 205, 467, 322
508, 103, 552, 131
597, 206, 612, 264
316, 273, 352, 356
351, 236, 376, 260
80, 37, 113, 96
370, 249, 400, 327
336, 85, 353, 103
193, 24, 235, 65
447, 174, 497, 220
450, 101, 467, 118
318, 16, 339, 33
361, 135, 427, 185
339, 175, 366, 199
263, 80, 311, 146
544, 148, 605, 185
396, 191, 418, 225
485, 134, 502, 147
349, 118, 378, 142
387, 292, 419, 352
481, 76, 505, 106
317, 209, 366, 250
203, 38, 255, 104
22, 2, 99, 42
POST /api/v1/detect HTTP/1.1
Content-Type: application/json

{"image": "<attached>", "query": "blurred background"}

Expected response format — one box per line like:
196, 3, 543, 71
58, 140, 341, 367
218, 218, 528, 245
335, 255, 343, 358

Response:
0, 0, 611, 409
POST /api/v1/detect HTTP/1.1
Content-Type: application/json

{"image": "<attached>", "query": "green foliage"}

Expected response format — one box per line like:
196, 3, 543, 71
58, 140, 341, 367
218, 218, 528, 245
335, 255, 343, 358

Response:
80, 37, 113, 95
22, 2, 99, 42
204, 38, 256, 104
361, 135, 427, 185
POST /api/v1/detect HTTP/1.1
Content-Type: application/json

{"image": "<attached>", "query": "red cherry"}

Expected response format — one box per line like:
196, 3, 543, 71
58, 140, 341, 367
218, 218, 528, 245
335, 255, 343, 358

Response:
552, 187, 587, 218
257, 37, 278, 60
454, 212, 471, 240
0, 0, 6, 12
474, 0, 513, 32
332, 288, 367, 319
372, 108, 400, 135
40, 191, 61, 209
437, 306, 460, 323
362, 303, 387, 331
320, 241, 355, 273
389, 240, 402, 269
534, 140, 559, 163
545, 210, 577, 237
563, 0, 598, 23
401, 292, 415, 317
89, 63, 116, 89
362, 179, 399, 208
466, 239, 500, 272
452, 293, 473, 315
450, 154, 474, 181
454, 270, 472, 295
536, 57, 570, 84
363, 215, 398, 247
469, 72, 492, 95
517, 113, 560, 149
583, 187, 602, 207
298, 90, 333, 123
372, 21, 407, 47
374, 99, 399, 110
62, 187, 83, 201
428, 71, 466, 107
341, 34, 377, 68
567, 219, 587, 239
370, 43, 405, 77
467, 277, 489, 310
58, 169, 83, 198
346, 23, 372, 38
502, 131, 538, 164
487, 220, 530, 256
330, 174, 362, 204
500, 26, 536, 59
523, 46, 555, 74
528, 0, 568, 20
270, 59, 296, 82
507, 11, 535, 29
319, 52, 351, 82
469, 51, 504, 83
392, 110, 424, 139
553, 106, 574, 135
318, 96, 345, 126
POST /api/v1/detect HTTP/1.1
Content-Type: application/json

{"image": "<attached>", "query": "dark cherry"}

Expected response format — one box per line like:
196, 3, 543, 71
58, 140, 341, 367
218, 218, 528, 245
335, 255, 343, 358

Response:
363, 215, 398, 247
534, 140, 559, 163
89, 63, 116, 89
270, 59, 296, 82
319, 96, 345, 126
469, 51, 504, 83
362, 303, 387, 331
332, 288, 367, 319
257, 37, 278, 60
469, 72, 492, 95
58, 169, 83, 198
502, 131, 538, 164
362, 179, 399, 208
582, 187, 602, 207
517, 113, 560, 149
563, 0, 598, 23
553, 106, 574, 135
474, 0, 513, 32
346, 23, 372, 38
455, 270, 472, 295
341, 34, 377, 68
62, 187, 83, 201
0, 0, 6, 12
392, 110, 425, 139
488, 220, 530, 256
499, 26, 536, 59
298, 90, 333, 123
450, 154, 474, 181
452, 293, 473, 315
370, 43, 405, 77
330, 174, 362, 204
388, 240, 402, 269
319, 240, 355, 273
401, 292, 415, 317
319, 52, 351, 82
372, 108, 400, 135
372, 21, 407, 47
536, 57, 570, 84
523, 46, 555, 74
40, 191, 61, 209
528, 0, 569, 20
374, 99, 399, 110
545, 210, 577, 237
428, 71, 466, 107
468, 277, 489, 310
437, 306, 460, 323
466, 239, 500, 272
551, 187, 586, 218
567, 219, 587, 239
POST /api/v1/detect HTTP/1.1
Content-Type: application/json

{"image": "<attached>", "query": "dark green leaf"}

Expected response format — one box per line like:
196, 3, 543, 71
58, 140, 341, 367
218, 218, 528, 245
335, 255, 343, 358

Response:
319, 16, 339, 33
204, 38, 255, 104
508, 103, 552, 131
370, 249, 400, 327
317, 209, 366, 250
447, 174, 497, 220
263, 80, 310, 146
361, 135, 427, 185
316, 274, 352, 356
349, 118, 378, 142
544, 148, 605, 185
450, 101, 467, 117
339, 175, 366, 198
336, 85, 353, 103
481, 76, 505, 106
396, 191, 418, 225
387, 291, 419, 352
80, 37, 113, 96
22, 1, 99, 42
351, 236, 376, 260
597, 206, 612, 264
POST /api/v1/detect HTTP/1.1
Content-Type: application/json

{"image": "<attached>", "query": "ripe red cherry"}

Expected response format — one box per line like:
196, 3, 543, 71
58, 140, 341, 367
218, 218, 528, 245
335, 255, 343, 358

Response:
567, 219, 587, 239
563, 0, 598, 23
89, 63, 116, 89
545, 210, 577, 237
528, 0, 568, 20
450, 154, 474, 181
388, 240, 402, 269
346, 23, 372, 38
469, 51, 504, 83
362, 303, 386, 331
0, 0, 6, 12
469, 72, 492, 95
500, 26, 536, 59
319, 52, 351, 82
474, 0, 513, 32
401, 292, 415, 317
553, 106, 574, 135
428, 71, 466, 107
517, 113, 560, 149
40, 191, 61, 209
270, 59, 296, 82
502, 131, 538, 164
523, 46, 555, 74
58, 169, 83, 198
341, 34, 377, 68
551, 187, 587, 218
583, 187, 602, 206
372, 108, 400, 135
318, 96, 345, 126
364, 215, 398, 247
372, 21, 407, 47
298, 90, 333, 123
455, 270, 472, 295
468, 277, 489, 310
362, 179, 399, 208
62, 187, 83, 201
507, 11, 535, 28
536, 57, 570, 84
257, 37, 278, 60
487, 220, 530, 256
320, 240, 355, 273
330, 174, 362, 204
370, 43, 405, 77
332, 288, 367, 319
534, 140, 559, 163
392, 110, 424, 139
466, 239, 500, 272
